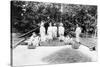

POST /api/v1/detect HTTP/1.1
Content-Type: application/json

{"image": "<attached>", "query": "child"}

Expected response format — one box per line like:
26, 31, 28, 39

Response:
28, 32, 40, 49
64, 35, 73, 45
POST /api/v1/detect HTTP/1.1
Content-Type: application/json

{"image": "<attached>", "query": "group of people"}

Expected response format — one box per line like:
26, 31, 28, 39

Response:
26, 21, 82, 49
40, 22, 65, 42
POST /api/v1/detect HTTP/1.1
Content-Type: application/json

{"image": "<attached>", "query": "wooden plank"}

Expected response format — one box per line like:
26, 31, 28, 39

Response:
18, 27, 39, 38
18, 20, 50, 38
12, 38, 26, 49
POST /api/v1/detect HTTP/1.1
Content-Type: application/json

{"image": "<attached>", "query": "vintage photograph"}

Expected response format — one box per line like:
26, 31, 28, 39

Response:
11, 0, 97, 66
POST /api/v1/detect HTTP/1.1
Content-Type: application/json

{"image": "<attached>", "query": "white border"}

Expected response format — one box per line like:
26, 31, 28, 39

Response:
0, 0, 100, 67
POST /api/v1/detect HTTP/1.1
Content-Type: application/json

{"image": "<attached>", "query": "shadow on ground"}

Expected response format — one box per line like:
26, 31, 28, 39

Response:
42, 48, 92, 64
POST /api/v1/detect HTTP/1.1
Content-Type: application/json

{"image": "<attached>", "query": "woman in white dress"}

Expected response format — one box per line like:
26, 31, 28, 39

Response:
47, 23, 53, 40
58, 23, 65, 41
75, 24, 82, 43
40, 21, 46, 42
52, 23, 57, 39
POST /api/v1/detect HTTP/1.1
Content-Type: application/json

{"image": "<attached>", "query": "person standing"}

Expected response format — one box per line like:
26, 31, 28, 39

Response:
47, 23, 53, 40
52, 23, 57, 39
75, 24, 82, 43
58, 23, 65, 41
40, 21, 46, 42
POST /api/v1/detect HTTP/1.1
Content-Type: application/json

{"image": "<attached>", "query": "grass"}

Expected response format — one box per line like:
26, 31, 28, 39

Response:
80, 38, 97, 49
12, 33, 97, 49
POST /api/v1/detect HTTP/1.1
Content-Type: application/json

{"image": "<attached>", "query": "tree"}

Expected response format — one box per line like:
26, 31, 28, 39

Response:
11, 1, 61, 33
11, 1, 97, 37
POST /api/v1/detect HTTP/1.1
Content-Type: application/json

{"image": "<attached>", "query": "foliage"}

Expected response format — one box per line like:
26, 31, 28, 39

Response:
11, 1, 97, 36
11, 1, 61, 33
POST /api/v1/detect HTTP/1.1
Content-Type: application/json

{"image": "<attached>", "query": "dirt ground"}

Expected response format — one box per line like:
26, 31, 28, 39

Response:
12, 33, 97, 66
12, 45, 97, 66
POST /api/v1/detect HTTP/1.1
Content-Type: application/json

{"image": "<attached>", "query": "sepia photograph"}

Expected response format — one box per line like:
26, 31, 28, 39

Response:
11, 0, 97, 66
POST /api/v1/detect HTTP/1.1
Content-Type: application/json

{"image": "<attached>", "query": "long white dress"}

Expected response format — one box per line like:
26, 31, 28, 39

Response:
58, 26, 65, 36
75, 27, 81, 42
52, 26, 57, 38
58, 26, 65, 41
47, 26, 53, 40
40, 26, 46, 42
